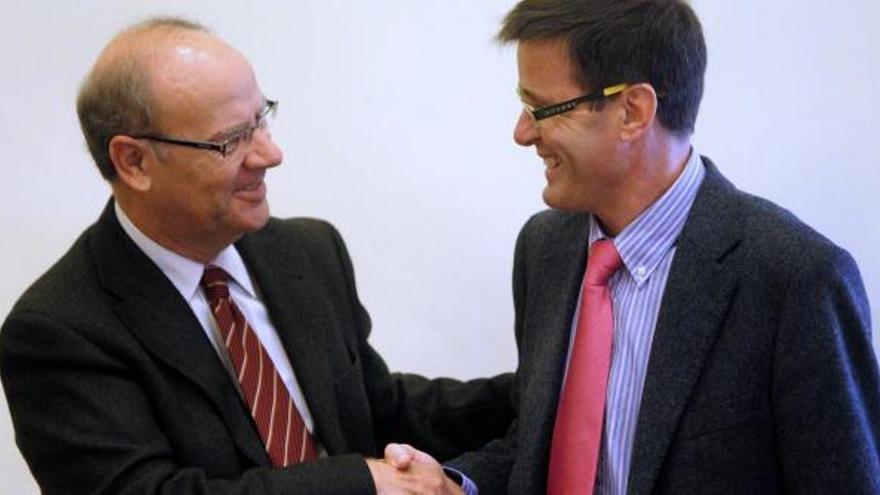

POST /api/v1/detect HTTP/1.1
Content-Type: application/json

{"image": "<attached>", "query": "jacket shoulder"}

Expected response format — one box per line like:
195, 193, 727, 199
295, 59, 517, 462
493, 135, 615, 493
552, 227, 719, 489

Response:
243, 217, 359, 280
731, 188, 851, 272
262, 216, 339, 242
5, 227, 101, 320
517, 209, 587, 246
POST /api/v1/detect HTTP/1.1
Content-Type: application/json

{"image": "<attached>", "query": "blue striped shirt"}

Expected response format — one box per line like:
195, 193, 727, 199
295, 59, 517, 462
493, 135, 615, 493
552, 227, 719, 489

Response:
462, 151, 705, 495
583, 150, 705, 495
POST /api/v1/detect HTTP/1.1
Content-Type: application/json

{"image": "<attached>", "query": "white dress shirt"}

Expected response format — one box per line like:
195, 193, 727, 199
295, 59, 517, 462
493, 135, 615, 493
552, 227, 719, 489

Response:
114, 203, 316, 435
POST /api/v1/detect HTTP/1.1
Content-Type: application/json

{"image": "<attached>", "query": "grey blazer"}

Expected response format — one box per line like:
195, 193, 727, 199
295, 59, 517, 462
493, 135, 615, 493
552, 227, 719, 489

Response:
449, 158, 880, 494
0, 202, 513, 494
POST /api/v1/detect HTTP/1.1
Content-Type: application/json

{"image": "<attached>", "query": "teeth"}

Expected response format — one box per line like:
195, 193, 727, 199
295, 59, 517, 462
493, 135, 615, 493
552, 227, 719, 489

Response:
543, 157, 560, 169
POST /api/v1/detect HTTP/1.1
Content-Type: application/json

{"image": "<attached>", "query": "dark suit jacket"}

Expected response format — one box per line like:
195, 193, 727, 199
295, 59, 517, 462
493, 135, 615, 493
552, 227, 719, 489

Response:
449, 159, 880, 494
0, 201, 513, 494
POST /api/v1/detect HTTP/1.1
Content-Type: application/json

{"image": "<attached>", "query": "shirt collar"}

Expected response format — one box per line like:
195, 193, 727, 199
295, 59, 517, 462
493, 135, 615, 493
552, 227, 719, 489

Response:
589, 148, 705, 286
114, 202, 257, 301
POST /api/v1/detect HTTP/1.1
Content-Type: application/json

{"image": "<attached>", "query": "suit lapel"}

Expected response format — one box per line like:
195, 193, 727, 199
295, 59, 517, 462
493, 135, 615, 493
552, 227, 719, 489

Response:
519, 214, 591, 489
627, 161, 742, 494
535, 213, 592, 409
236, 223, 345, 454
90, 201, 269, 467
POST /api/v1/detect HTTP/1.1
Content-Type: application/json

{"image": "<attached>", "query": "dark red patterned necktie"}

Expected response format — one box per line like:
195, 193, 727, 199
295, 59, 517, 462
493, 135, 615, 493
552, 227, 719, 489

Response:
201, 265, 318, 466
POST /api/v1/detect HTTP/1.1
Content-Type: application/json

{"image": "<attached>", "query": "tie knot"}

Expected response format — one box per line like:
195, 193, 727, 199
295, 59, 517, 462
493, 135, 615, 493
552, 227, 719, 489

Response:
201, 265, 231, 302
585, 240, 622, 286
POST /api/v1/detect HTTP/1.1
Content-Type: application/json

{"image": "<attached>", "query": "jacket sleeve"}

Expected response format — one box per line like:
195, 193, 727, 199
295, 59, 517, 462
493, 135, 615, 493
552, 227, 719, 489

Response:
772, 246, 880, 493
0, 310, 377, 495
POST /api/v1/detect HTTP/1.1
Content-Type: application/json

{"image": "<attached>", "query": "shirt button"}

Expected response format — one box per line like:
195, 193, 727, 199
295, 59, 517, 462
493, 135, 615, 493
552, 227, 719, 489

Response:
635, 266, 647, 278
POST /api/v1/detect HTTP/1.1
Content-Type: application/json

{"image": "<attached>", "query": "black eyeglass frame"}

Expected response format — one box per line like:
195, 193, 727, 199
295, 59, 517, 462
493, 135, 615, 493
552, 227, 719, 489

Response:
129, 99, 278, 157
518, 84, 629, 121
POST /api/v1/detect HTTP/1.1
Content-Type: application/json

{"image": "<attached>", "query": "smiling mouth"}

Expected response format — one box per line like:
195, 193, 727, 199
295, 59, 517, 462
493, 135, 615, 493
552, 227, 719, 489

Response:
239, 182, 262, 191
543, 157, 561, 170
233, 181, 267, 202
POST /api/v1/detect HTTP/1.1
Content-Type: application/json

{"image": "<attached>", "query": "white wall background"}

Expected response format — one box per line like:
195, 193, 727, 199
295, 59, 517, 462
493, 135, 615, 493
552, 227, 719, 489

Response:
1, 1, 877, 492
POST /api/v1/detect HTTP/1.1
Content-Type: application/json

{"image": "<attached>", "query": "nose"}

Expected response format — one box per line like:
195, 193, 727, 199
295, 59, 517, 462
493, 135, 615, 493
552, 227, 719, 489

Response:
244, 128, 282, 169
513, 109, 539, 147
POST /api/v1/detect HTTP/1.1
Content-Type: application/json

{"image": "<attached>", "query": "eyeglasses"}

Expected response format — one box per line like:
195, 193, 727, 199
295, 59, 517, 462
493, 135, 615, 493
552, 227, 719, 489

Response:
130, 99, 278, 157
518, 84, 628, 121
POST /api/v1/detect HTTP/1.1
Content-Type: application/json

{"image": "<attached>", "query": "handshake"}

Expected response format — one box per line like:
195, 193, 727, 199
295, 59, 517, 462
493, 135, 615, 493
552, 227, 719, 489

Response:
366, 444, 465, 495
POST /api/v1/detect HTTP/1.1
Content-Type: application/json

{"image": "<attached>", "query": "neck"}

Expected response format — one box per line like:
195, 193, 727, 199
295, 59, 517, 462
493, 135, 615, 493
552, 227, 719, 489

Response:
595, 135, 692, 236
113, 192, 229, 264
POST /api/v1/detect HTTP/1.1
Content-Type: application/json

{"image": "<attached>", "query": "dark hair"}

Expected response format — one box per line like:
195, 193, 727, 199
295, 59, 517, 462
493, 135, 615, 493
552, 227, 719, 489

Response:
498, 0, 706, 135
76, 17, 209, 181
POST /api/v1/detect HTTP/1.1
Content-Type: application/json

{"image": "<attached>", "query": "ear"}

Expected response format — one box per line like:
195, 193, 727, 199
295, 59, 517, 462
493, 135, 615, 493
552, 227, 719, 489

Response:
618, 83, 658, 142
108, 135, 153, 192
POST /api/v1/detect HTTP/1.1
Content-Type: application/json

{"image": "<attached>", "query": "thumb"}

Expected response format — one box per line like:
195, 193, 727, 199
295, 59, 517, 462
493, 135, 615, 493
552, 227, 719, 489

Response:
384, 443, 416, 470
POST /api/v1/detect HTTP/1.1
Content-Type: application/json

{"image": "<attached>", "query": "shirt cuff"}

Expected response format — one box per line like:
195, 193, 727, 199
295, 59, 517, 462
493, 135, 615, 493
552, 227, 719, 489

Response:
442, 466, 478, 495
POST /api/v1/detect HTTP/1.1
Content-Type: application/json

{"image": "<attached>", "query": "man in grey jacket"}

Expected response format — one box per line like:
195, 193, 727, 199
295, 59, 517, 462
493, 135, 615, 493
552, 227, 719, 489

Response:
395, 0, 880, 493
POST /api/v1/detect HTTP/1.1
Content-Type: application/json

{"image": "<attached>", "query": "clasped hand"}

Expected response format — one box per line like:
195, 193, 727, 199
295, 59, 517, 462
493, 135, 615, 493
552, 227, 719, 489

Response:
366, 443, 464, 495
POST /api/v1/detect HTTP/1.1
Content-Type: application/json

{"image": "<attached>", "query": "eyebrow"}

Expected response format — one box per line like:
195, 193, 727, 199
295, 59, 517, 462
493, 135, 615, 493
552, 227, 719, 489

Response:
209, 123, 249, 142
208, 98, 268, 141
517, 85, 550, 107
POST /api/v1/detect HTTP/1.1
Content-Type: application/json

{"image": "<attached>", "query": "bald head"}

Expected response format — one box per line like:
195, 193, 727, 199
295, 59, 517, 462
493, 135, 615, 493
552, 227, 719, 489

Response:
142, 30, 256, 140
76, 17, 229, 181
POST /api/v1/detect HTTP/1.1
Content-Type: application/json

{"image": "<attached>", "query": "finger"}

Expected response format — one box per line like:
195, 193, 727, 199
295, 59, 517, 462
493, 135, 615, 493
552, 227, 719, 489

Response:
384, 443, 416, 470
405, 447, 439, 467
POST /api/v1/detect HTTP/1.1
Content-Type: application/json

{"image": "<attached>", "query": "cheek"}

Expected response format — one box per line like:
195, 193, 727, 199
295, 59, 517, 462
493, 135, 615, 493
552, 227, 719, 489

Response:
173, 176, 235, 221
200, 167, 237, 198
545, 120, 591, 156
555, 136, 594, 173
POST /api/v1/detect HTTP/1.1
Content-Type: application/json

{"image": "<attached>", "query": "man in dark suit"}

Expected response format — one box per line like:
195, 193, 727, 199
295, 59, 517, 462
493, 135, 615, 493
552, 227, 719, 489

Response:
0, 17, 511, 494
391, 0, 880, 493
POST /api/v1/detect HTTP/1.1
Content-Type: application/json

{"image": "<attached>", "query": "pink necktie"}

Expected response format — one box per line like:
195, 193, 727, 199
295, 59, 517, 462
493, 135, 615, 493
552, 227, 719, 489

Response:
547, 240, 622, 494
202, 265, 318, 467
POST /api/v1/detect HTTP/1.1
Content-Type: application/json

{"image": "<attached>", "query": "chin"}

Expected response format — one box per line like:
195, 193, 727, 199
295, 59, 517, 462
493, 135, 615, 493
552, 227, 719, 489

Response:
542, 186, 569, 211
235, 204, 271, 233
246, 212, 271, 232
542, 186, 590, 214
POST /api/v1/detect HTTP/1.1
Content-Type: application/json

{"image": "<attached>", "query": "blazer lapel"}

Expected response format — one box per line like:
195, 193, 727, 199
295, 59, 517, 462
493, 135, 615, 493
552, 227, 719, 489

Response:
517, 213, 591, 490
236, 223, 345, 454
534, 213, 592, 413
90, 201, 269, 467
627, 161, 742, 494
